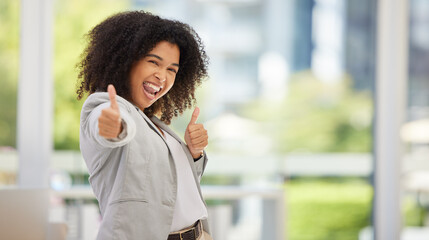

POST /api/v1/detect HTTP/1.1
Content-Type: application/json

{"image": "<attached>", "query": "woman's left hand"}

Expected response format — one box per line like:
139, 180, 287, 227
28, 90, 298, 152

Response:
185, 107, 208, 159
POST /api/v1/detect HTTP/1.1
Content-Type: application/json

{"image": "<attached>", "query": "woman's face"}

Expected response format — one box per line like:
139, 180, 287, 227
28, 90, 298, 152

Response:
129, 41, 180, 110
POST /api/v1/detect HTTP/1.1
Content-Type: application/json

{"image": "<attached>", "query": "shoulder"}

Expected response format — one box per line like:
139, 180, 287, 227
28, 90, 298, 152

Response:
83, 92, 133, 111
80, 92, 136, 122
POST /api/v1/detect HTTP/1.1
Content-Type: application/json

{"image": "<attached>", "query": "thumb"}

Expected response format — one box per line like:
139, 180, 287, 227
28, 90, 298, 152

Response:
108, 84, 119, 111
189, 107, 200, 125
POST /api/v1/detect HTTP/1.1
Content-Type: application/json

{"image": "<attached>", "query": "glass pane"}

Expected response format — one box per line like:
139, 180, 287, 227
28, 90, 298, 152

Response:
401, 0, 429, 238
284, 1, 375, 239
0, 0, 20, 186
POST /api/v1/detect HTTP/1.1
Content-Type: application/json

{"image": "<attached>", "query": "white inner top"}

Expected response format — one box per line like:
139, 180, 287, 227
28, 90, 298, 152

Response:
163, 130, 208, 232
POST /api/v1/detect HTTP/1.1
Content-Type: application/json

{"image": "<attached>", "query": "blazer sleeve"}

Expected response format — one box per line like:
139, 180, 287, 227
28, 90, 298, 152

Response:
193, 150, 209, 178
80, 93, 136, 150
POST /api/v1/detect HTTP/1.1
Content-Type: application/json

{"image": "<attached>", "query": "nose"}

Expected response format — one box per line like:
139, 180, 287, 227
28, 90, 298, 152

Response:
154, 70, 166, 83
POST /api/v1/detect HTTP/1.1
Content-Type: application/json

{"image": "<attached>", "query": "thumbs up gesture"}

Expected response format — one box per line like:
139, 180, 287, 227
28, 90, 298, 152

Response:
185, 107, 208, 159
98, 84, 123, 139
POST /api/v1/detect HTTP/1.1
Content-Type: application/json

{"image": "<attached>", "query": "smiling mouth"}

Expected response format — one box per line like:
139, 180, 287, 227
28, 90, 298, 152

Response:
143, 81, 163, 100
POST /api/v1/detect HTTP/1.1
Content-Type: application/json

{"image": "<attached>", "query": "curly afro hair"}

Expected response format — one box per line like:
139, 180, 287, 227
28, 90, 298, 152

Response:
77, 11, 209, 124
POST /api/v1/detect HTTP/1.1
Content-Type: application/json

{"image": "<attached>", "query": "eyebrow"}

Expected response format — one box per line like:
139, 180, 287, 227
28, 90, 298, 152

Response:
146, 54, 180, 67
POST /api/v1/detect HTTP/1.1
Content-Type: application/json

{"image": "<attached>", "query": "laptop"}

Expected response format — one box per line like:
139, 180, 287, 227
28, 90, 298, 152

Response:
0, 188, 49, 240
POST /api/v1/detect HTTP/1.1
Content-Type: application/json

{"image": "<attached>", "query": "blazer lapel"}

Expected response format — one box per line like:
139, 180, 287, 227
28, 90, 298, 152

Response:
133, 107, 167, 144
133, 109, 192, 165
150, 116, 200, 178
150, 116, 183, 143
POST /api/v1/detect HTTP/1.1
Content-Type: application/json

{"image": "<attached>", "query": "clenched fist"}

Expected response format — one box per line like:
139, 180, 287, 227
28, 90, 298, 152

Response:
184, 107, 208, 159
98, 84, 123, 139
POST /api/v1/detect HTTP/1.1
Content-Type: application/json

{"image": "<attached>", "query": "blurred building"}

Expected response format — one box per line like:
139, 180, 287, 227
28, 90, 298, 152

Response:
128, 0, 381, 107
409, 0, 429, 119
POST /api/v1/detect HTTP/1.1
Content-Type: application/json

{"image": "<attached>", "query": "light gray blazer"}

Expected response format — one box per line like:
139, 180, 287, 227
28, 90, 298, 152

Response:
80, 92, 210, 240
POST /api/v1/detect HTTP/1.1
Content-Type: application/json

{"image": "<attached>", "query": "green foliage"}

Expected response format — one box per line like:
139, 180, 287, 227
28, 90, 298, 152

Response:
286, 178, 373, 240
286, 178, 427, 240
53, 0, 129, 149
0, 0, 19, 148
403, 195, 427, 226
243, 71, 373, 153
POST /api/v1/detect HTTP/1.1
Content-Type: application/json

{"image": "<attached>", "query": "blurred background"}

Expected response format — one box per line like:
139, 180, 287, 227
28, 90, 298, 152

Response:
1, 0, 429, 239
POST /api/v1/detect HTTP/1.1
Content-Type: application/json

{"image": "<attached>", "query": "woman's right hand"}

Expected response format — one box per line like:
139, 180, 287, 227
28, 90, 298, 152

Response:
98, 84, 123, 139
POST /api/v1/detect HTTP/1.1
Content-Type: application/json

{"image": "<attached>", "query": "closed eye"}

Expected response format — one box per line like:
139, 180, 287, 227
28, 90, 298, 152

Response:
168, 68, 178, 74
148, 60, 159, 66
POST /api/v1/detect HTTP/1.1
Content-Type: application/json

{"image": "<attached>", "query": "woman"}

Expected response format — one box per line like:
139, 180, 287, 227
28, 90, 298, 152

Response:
77, 11, 212, 240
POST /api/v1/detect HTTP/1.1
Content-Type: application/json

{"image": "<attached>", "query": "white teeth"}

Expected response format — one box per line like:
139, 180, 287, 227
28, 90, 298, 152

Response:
144, 82, 161, 92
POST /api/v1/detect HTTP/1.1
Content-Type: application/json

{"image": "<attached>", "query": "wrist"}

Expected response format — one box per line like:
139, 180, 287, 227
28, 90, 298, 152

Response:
192, 151, 204, 160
